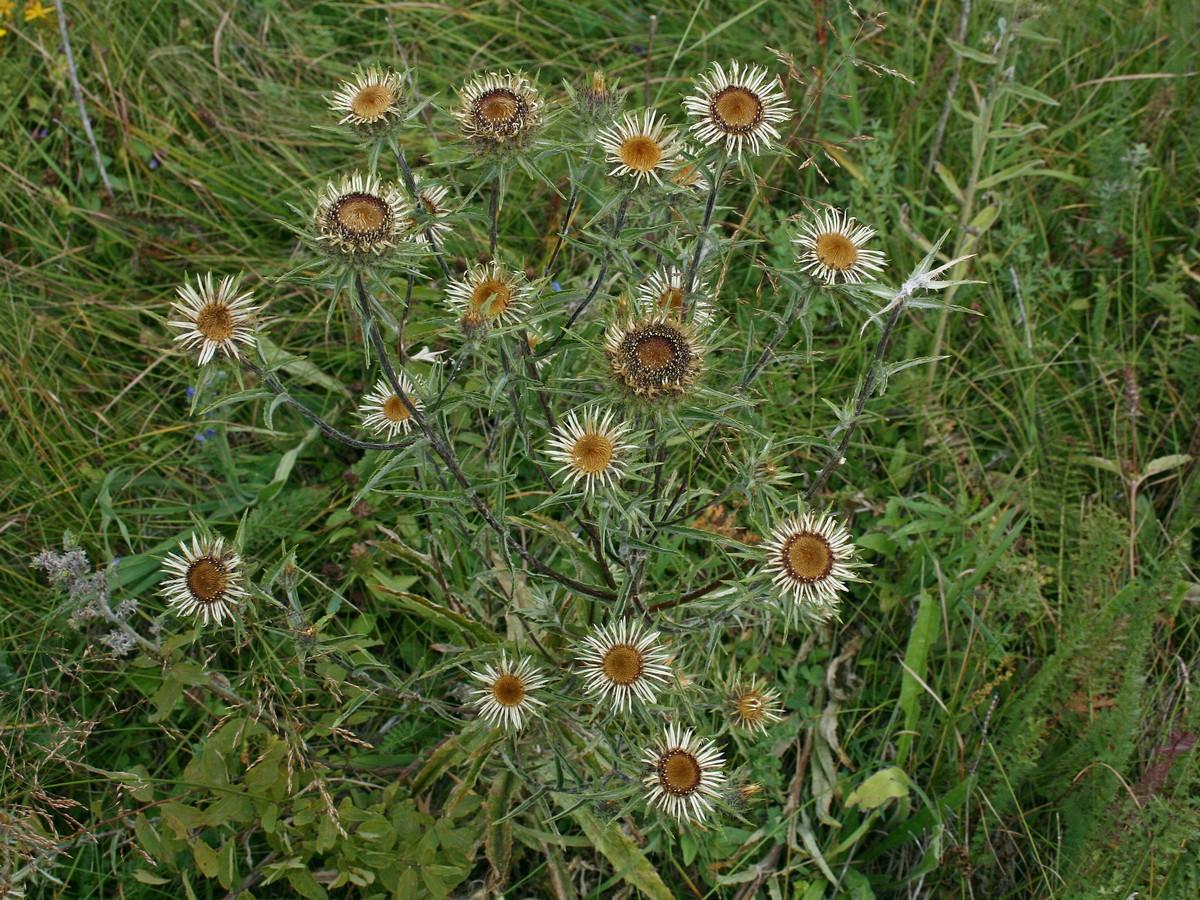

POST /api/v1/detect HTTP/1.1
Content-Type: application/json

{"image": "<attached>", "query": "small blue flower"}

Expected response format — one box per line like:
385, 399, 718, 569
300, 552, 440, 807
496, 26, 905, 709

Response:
185, 386, 196, 399
551, 280, 562, 292
149, 156, 160, 170
194, 428, 216, 442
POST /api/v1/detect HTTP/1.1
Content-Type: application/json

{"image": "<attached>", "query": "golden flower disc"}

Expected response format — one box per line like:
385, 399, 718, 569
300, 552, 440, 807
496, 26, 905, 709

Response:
571, 433, 614, 475
635, 334, 677, 369
736, 692, 766, 720
351, 84, 393, 120
712, 86, 763, 132
186, 557, 229, 603
195, 304, 235, 342
470, 277, 514, 318
491, 674, 526, 707
382, 395, 412, 423
477, 89, 519, 125
336, 194, 389, 234
814, 232, 860, 272
600, 644, 643, 686
619, 135, 664, 173
659, 750, 702, 794
784, 533, 834, 582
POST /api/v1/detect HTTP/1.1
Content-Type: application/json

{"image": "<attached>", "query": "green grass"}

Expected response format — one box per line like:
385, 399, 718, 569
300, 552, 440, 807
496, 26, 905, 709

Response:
2, 1, 1198, 897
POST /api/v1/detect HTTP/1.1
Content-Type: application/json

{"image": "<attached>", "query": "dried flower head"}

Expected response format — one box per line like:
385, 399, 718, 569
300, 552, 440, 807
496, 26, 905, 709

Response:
469, 654, 548, 731
577, 619, 672, 710
456, 71, 543, 147
445, 261, 533, 329
328, 67, 409, 136
669, 146, 711, 193
160, 535, 247, 626
683, 61, 791, 157
314, 172, 409, 260
169, 273, 260, 366
637, 266, 713, 326
793, 208, 886, 285
597, 109, 684, 187
605, 314, 705, 400
578, 69, 620, 123
359, 373, 423, 438
643, 724, 727, 823
762, 511, 858, 622
406, 180, 453, 246
728, 676, 783, 733
546, 408, 634, 494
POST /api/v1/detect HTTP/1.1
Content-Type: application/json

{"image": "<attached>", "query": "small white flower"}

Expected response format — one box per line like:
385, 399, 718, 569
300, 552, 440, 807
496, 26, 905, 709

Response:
762, 511, 859, 623
636, 266, 713, 326
597, 109, 685, 187
328, 67, 408, 135
793, 208, 887, 285
469, 654, 548, 731
576, 620, 672, 710
445, 261, 533, 329
358, 373, 423, 438
545, 409, 634, 494
682, 61, 792, 157
642, 724, 727, 823
169, 273, 260, 366
314, 172, 409, 258
159, 535, 247, 626
728, 677, 783, 734
456, 71, 543, 145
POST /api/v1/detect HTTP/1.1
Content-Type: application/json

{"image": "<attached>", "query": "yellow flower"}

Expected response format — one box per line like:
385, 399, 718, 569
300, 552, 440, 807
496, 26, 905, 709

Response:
24, 1, 55, 22
0, 0, 16, 17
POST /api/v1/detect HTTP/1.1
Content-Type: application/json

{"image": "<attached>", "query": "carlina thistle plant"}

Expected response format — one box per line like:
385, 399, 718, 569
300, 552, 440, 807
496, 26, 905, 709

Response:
576, 619, 672, 710
605, 313, 706, 400
169, 273, 260, 366
637, 265, 714, 326
762, 511, 860, 623
643, 724, 727, 823
445, 261, 533, 331
597, 109, 684, 187
793, 208, 887, 285
456, 71, 543, 147
545, 408, 635, 494
727, 676, 784, 734
469, 654, 548, 731
327, 67, 410, 137
405, 179, 454, 246
159, 534, 247, 626
683, 60, 792, 157
359, 372, 423, 438
314, 172, 409, 259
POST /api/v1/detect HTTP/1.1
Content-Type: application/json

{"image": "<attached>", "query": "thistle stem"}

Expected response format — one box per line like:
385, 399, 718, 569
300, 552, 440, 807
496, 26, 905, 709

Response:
353, 273, 616, 600
540, 193, 632, 357
804, 303, 905, 502
394, 146, 452, 280
683, 154, 727, 305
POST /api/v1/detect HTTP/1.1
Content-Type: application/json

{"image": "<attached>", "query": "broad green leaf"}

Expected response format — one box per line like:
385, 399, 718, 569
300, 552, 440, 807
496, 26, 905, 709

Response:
846, 767, 911, 810
1142, 454, 1192, 479
559, 799, 673, 900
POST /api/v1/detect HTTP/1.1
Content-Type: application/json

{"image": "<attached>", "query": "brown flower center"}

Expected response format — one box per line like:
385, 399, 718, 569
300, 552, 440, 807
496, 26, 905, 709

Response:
335, 194, 389, 234
672, 163, 703, 188
783, 533, 834, 582
600, 644, 643, 685
814, 232, 859, 271
736, 692, 766, 722
712, 86, 764, 132
351, 84, 393, 120
658, 287, 685, 313
477, 89, 519, 124
195, 303, 234, 342
634, 334, 676, 369
571, 433, 614, 475
470, 277, 514, 319
491, 674, 526, 707
186, 557, 228, 603
619, 135, 663, 173
659, 750, 702, 795
382, 395, 412, 423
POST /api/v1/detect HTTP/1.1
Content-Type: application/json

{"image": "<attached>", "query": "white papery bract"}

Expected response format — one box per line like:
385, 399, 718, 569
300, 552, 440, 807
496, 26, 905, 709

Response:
576, 619, 672, 710
169, 273, 259, 366
359, 372, 422, 438
642, 724, 727, 823
545, 409, 634, 494
597, 109, 685, 187
761, 511, 858, 623
469, 654, 548, 731
682, 61, 791, 157
159, 535, 248, 626
793, 208, 887, 285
